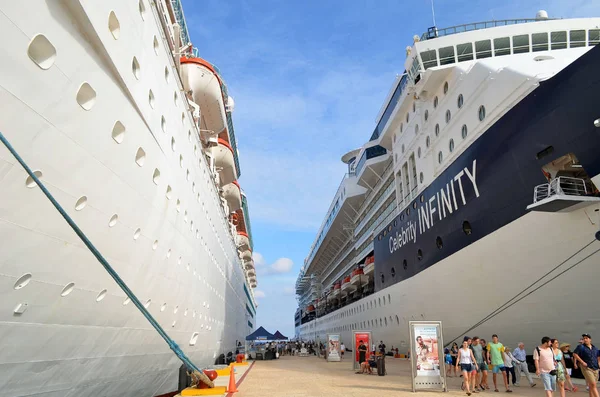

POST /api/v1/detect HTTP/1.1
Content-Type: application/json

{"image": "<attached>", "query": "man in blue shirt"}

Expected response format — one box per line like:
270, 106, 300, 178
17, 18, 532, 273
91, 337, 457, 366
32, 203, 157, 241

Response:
573, 334, 599, 397
513, 342, 536, 387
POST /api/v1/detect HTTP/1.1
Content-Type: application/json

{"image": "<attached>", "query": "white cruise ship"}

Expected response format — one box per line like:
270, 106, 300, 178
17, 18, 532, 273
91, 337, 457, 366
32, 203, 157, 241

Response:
0, 1, 258, 396
296, 12, 600, 353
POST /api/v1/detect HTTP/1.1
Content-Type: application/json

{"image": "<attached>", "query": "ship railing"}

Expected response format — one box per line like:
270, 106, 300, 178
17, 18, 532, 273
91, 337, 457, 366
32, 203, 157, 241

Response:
420, 18, 557, 41
533, 177, 592, 203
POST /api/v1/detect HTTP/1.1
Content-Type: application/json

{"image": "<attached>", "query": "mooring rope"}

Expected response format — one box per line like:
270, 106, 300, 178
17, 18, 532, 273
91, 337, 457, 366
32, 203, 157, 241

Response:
0, 130, 201, 373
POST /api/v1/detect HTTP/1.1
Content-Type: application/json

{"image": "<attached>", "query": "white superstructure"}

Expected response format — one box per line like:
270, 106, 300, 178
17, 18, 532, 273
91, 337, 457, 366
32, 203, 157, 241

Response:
0, 1, 257, 396
296, 13, 600, 353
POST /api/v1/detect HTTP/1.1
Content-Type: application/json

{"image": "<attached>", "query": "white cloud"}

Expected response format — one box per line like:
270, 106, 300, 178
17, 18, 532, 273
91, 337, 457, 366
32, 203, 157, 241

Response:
252, 252, 266, 267
271, 258, 293, 273
254, 290, 266, 299
282, 286, 295, 296
253, 253, 295, 276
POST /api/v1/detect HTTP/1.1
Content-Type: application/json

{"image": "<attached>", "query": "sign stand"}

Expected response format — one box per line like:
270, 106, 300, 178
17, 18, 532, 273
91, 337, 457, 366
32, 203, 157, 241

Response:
352, 330, 372, 371
326, 334, 341, 362
409, 321, 447, 392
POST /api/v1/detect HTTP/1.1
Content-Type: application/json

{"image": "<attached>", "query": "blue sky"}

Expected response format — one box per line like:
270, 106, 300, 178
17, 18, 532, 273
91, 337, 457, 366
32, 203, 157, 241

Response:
181, 0, 600, 337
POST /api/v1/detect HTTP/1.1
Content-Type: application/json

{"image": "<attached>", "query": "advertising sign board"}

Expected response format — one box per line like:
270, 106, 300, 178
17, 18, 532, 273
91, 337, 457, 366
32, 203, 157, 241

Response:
409, 321, 447, 391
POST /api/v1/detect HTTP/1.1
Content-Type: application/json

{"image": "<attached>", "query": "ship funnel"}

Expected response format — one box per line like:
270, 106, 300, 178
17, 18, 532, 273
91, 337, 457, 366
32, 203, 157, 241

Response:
535, 10, 549, 20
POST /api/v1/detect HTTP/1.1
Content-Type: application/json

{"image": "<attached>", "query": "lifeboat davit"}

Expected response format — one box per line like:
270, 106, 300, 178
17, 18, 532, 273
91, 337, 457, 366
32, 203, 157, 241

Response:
210, 138, 236, 186
237, 231, 250, 251
244, 260, 254, 270
250, 282, 257, 289
241, 249, 252, 262
247, 270, 256, 277
222, 181, 242, 212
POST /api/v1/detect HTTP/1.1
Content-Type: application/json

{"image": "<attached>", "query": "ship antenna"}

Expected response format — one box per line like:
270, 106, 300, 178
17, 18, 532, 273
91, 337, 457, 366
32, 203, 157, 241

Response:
430, 0, 437, 26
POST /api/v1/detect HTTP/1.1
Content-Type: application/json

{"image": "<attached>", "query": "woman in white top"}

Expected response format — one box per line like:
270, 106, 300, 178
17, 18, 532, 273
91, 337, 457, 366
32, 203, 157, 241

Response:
502, 347, 517, 386
456, 340, 479, 395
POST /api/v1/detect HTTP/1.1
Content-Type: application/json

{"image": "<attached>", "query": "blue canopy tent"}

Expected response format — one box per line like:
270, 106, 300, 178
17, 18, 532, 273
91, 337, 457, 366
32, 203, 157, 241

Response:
245, 326, 275, 341
245, 326, 277, 360
273, 330, 288, 340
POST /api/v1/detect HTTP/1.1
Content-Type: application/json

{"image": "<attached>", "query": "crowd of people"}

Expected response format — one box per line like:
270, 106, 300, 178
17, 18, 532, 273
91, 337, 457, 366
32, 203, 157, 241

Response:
445, 334, 599, 397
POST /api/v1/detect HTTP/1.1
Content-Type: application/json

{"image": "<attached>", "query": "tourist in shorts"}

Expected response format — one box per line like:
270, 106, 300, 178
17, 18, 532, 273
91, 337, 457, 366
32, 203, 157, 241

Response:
472, 337, 488, 391
534, 336, 556, 397
487, 334, 512, 392
457, 340, 479, 395
340, 343, 345, 360
551, 339, 576, 397
480, 339, 490, 390
573, 334, 599, 397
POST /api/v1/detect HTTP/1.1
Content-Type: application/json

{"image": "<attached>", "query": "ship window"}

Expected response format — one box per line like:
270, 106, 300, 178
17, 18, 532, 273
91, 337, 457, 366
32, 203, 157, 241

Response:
445, 109, 451, 123
421, 49, 437, 70
426, 135, 431, 148
413, 102, 416, 112
420, 172, 424, 183
436, 236, 443, 249
513, 34, 530, 54
478, 105, 486, 121
461, 124, 468, 139
385, 317, 388, 327
449, 139, 454, 152
438, 151, 443, 164
443, 81, 449, 94
388, 294, 391, 303
415, 124, 419, 135
532, 33, 549, 52
439, 46, 455, 65
570, 30, 586, 48
424, 109, 429, 121
475, 39, 492, 59
406, 113, 409, 123
396, 315, 400, 325
435, 123, 440, 137
456, 42, 473, 62
418, 147, 422, 158
551, 31, 567, 50
391, 267, 396, 277
400, 123, 403, 133
403, 259, 408, 270
393, 134, 396, 144
494, 37, 510, 56
433, 96, 438, 108
457, 94, 464, 109
590, 30, 600, 46
28, 34, 57, 70
402, 144, 405, 153
463, 221, 472, 235
380, 273, 384, 284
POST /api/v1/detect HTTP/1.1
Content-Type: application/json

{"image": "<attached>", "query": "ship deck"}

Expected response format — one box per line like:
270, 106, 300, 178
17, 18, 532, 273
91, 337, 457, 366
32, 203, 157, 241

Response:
224, 356, 589, 397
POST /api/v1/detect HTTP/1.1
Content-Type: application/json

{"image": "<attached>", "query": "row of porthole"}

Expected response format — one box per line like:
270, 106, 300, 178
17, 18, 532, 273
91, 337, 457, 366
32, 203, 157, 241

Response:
399, 81, 451, 136
325, 314, 402, 333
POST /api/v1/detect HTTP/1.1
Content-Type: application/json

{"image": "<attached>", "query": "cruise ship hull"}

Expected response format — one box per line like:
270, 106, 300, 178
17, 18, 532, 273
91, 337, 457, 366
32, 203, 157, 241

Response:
297, 41, 600, 350
0, 1, 255, 396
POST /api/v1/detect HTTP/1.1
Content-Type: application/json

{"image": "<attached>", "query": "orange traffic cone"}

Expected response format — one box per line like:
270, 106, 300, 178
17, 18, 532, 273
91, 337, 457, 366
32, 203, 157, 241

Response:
227, 367, 238, 393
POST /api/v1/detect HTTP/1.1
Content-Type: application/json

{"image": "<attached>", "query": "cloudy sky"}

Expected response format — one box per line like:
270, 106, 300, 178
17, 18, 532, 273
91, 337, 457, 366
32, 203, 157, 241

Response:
181, 0, 600, 337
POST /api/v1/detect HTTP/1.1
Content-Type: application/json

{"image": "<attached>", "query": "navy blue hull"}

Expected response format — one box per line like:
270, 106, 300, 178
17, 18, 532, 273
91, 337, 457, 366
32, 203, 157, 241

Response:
374, 44, 600, 290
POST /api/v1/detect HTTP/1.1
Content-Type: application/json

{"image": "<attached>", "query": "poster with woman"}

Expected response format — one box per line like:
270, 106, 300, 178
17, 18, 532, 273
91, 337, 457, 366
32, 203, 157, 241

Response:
327, 334, 341, 362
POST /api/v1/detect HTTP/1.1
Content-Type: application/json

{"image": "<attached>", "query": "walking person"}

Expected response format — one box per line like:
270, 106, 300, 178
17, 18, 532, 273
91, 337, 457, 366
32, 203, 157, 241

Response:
340, 342, 345, 360
559, 343, 578, 391
472, 337, 489, 392
534, 336, 557, 397
503, 347, 517, 387
451, 342, 460, 377
457, 340, 479, 395
573, 333, 599, 397
467, 337, 480, 392
446, 348, 454, 377
481, 339, 490, 390
487, 334, 512, 392
513, 342, 536, 387
551, 339, 576, 397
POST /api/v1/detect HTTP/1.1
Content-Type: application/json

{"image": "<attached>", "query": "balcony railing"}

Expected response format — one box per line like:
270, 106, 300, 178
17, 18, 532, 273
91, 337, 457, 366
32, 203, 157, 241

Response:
420, 18, 556, 41
354, 145, 388, 176
533, 177, 593, 203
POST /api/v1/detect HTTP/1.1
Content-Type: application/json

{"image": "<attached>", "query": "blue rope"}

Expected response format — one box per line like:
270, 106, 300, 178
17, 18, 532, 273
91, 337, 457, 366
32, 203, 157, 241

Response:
0, 130, 201, 373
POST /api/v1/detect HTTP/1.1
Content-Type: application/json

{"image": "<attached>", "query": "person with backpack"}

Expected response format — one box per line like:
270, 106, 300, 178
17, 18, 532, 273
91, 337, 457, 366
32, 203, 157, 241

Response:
534, 336, 557, 397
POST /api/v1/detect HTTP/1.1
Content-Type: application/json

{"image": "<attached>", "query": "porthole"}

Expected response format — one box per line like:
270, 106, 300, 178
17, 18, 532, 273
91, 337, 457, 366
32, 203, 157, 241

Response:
413, 202, 417, 209
167, 249, 172, 258
135, 148, 146, 167
478, 105, 486, 121
25, 170, 43, 188
400, 123, 403, 133
393, 134, 396, 144
424, 109, 429, 121
174, 91, 179, 107
27, 34, 57, 70
394, 153, 397, 162
417, 249, 423, 261
426, 135, 430, 148
420, 172, 424, 183
463, 221, 472, 235
391, 267, 396, 277
443, 81, 449, 94
378, 234, 382, 241
152, 240, 158, 250
96, 289, 107, 302
186, 169, 190, 181
75, 196, 87, 211
435, 124, 440, 137
445, 109, 451, 123
111, 121, 126, 143
166, 185, 172, 199
406, 208, 410, 216
418, 147, 422, 158
433, 96, 438, 108
179, 155, 183, 168
161, 116, 167, 132
449, 139, 454, 152
152, 169, 161, 185
164, 66, 169, 82
133, 228, 141, 240
123, 297, 131, 305
132, 57, 140, 79
190, 332, 200, 346
60, 282, 75, 297
148, 89, 155, 108
138, 0, 146, 19
171, 137, 176, 152
412, 102, 416, 112
388, 225, 392, 232
76, 83, 96, 110
438, 151, 443, 164
420, 195, 424, 203
401, 144, 405, 153
415, 124, 419, 135
160, 303, 167, 312
176, 199, 181, 212
108, 214, 118, 227
457, 94, 464, 109
403, 259, 408, 270
153, 36, 159, 55
462, 124, 468, 139
144, 299, 151, 308
436, 236, 443, 249
406, 113, 409, 123
393, 220, 397, 227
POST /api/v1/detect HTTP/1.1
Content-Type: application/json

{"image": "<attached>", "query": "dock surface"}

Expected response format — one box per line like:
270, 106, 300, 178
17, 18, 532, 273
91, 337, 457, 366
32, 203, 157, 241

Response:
234, 356, 589, 397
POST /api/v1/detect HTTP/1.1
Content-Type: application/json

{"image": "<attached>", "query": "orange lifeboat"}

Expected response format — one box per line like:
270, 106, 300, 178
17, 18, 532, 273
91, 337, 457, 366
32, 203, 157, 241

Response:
351, 268, 364, 277
222, 181, 242, 212
307, 305, 315, 312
